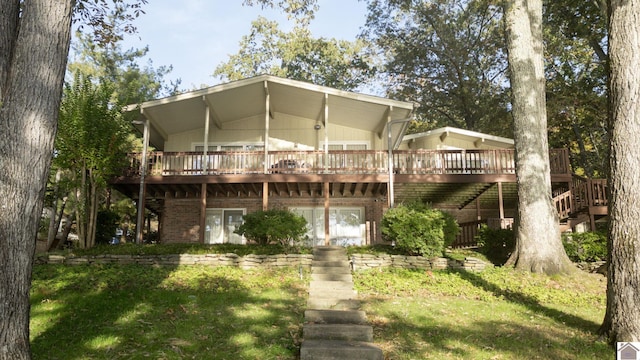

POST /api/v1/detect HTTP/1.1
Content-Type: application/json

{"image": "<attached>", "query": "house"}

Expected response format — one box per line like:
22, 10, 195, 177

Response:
619, 342, 640, 360
111, 75, 605, 247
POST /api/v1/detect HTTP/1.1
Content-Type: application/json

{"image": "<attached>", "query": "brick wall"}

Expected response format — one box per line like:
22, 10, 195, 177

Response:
160, 194, 389, 244
162, 198, 201, 243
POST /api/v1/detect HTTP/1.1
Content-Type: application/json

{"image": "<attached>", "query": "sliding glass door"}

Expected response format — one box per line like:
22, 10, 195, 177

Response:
205, 209, 245, 244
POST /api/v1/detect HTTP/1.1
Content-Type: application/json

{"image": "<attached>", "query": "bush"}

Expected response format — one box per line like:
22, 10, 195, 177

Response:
96, 210, 120, 245
234, 209, 308, 246
381, 202, 459, 257
476, 225, 515, 266
562, 231, 607, 262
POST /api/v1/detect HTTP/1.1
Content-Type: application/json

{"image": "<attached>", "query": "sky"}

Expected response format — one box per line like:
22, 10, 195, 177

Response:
119, 0, 370, 90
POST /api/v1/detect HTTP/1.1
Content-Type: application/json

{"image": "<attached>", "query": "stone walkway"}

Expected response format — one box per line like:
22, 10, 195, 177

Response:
300, 246, 383, 360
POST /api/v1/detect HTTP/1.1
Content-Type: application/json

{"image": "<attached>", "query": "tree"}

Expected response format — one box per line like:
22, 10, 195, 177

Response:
0, 1, 146, 358
544, 0, 608, 177
68, 31, 181, 106
503, 0, 574, 274
362, 0, 512, 135
214, 16, 375, 91
599, 0, 640, 343
55, 72, 132, 249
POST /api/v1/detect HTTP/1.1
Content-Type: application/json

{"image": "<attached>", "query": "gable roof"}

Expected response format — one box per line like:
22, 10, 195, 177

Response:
403, 126, 514, 149
127, 75, 414, 150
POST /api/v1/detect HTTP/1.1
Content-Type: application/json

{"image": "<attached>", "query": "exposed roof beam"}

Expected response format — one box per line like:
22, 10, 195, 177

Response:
202, 95, 224, 130
264, 81, 274, 119
140, 108, 168, 141
375, 106, 391, 139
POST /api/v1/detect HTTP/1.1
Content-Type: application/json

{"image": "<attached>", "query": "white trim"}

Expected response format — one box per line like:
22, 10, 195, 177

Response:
192, 142, 265, 151
322, 141, 370, 150
126, 74, 414, 113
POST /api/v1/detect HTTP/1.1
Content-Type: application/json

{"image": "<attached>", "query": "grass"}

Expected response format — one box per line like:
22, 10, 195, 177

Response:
31, 264, 307, 359
354, 267, 610, 359
31, 247, 611, 359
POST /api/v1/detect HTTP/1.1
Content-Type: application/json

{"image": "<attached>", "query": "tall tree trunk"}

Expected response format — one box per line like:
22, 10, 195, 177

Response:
0, 1, 74, 359
599, 0, 640, 343
503, 0, 574, 274
46, 170, 62, 250
87, 178, 99, 248
46, 196, 67, 252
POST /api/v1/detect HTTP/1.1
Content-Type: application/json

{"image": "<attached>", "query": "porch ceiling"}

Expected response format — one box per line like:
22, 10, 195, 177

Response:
128, 75, 414, 150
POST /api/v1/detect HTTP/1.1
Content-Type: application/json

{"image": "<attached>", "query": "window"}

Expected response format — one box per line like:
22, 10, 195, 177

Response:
291, 207, 365, 246
205, 209, 245, 244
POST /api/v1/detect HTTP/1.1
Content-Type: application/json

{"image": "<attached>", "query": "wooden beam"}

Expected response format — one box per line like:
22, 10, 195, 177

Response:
498, 182, 505, 220
324, 181, 330, 246
199, 183, 207, 243
262, 182, 268, 210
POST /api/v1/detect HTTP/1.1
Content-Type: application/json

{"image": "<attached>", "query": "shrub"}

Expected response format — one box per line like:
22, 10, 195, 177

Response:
476, 225, 515, 265
562, 231, 607, 262
234, 209, 308, 246
95, 210, 120, 245
381, 202, 459, 257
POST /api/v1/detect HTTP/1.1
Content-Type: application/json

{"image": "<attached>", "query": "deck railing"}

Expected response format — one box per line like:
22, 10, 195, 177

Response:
572, 177, 608, 211
124, 148, 571, 177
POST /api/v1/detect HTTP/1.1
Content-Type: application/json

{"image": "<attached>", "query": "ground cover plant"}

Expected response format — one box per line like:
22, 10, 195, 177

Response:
354, 267, 609, 359
31, 264, 307, 359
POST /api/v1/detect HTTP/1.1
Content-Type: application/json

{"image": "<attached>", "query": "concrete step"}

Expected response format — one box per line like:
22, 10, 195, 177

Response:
311, 266, 351, 275
309, 288, 357, 299
307, 297, 361, 310
300, 339, 383, 360
309, 280, 354, 290
305, 309, 369, 325
312, 260, 350, 268
303, 323, 374, 342
313, 252, 347, 260
311, 273, 353, 282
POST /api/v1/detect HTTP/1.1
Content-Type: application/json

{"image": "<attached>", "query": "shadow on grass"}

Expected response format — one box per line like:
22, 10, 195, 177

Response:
366, 301, 610, 359
455, 269, 602, 332
30, 264, 306, 359
360, 269, 610, 359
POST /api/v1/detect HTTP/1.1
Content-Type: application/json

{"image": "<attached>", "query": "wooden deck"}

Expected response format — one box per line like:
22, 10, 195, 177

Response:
113, 148, 604, 248
123, 148, 571, 177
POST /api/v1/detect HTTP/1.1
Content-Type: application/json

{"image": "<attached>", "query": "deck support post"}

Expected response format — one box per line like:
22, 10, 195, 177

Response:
199, 183, 207, 243
262, 182, 269, 210
134, 117, 149, 244
202, 97, 210, 174
263, 82, 270, 173
324, 181, 330, 246
497, 182, 505, 226
387, 115, 413, 208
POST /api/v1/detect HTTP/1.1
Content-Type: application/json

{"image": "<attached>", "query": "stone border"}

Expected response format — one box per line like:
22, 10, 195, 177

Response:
35, 253, 491, 272
350, 254, 490, 272
36, 253, 314, 269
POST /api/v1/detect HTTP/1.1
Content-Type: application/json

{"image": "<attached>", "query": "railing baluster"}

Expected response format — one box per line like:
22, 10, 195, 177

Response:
124, 148, 571, 177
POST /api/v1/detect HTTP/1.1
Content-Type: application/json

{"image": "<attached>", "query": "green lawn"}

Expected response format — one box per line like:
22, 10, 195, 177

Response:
31, 253, 611, 359
354, 267, 610, 359
31, 264, 307, 359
